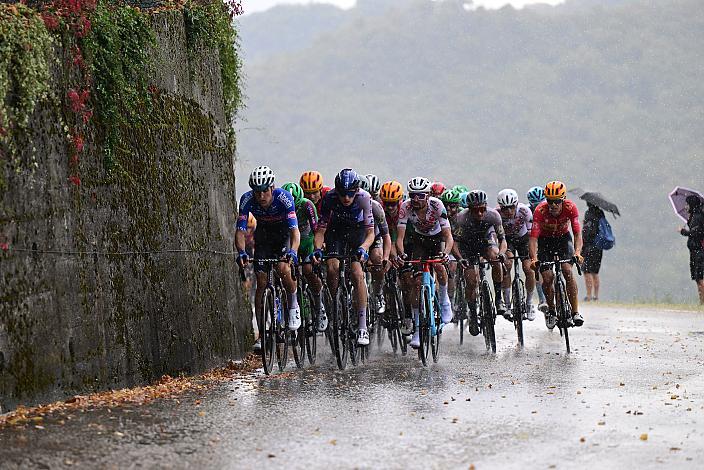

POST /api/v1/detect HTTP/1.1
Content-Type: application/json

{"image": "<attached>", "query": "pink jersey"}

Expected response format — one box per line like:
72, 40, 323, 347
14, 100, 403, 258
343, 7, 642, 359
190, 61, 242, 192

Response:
398, 197, 450, 236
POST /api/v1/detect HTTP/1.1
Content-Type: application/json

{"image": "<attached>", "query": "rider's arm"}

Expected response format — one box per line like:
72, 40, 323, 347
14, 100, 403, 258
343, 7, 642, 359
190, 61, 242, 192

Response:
235, 193, 252, 253
395, 225, 407, 256
289, 227, 301, 253
361, 226, 375, 251
495, 222, 507, 256
440, 226, 453, 255
529, 236, 538, 262
235, 229, 246, 253
382, 234, 392, 261
569, 204, 583, 256
529, 206, 543, 261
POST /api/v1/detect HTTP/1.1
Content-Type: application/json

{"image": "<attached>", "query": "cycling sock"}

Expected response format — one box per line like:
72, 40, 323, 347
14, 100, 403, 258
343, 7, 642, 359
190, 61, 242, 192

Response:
288, 290, 298, 309
503, 287, 511, 305
439, 283, 449, 303
537, 284, 546, 303
527, 290, 534, 306
358, 308, 367, 331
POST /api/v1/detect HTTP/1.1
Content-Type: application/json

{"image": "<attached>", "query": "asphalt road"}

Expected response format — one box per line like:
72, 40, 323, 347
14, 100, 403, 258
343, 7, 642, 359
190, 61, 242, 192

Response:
1, 305, 703, 469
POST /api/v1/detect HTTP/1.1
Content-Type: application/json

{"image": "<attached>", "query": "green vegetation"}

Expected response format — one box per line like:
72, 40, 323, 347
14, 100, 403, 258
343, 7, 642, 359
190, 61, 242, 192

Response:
238, 0, 704, 303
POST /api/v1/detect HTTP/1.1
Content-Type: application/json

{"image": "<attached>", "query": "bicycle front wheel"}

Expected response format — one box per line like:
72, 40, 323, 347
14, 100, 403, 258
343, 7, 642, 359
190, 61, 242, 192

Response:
431, 294, 441, 363
555, 276, 571, 354
275, 288, 289, 372
480, 280, 497, 353
418, 286, 431, 366
304, 288, 318, 365
332, 289, 348, 370
260, 286, 276, 375
512, 278, 525, 348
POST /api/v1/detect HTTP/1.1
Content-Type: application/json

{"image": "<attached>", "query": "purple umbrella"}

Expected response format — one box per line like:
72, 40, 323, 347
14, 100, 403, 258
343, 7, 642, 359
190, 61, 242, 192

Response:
669, 186, 704, 223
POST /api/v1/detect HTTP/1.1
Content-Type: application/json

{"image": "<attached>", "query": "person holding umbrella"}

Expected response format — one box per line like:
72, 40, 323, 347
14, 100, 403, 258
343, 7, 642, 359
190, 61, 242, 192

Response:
582, 203, 606, 301
679, 195, 704, 304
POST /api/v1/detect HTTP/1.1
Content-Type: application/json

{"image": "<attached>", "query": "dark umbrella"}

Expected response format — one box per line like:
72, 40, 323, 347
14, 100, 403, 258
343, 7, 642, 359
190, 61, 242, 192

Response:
669, 186, 704, 223
580, 192, 620, 217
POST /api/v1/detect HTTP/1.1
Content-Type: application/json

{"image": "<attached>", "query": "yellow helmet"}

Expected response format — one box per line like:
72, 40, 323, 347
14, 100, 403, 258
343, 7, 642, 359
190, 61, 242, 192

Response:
380, 181, 404, 203
299, 171, 323, 192
544, 181, 567, 200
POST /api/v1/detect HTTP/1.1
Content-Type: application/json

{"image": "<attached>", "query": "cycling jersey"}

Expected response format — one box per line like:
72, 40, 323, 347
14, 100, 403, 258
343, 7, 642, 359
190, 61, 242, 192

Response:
296, 198, 318, 239
497, 202, 532, 239
318, 188, 374, 230
236, 188, 297, 231
398, 197, 450, 236
313, 186, 332, 215
530, 200, 580, 238
371, 200, 389, 237
454, 207, 504, 244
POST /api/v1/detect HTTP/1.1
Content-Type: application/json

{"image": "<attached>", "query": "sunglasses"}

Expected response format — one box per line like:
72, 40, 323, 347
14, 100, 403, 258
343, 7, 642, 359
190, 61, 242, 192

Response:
253, 186, 272, 194
341, 189, 357, 198
385, 202, 399, 208
409, 192, 428, 200
470, 206, 487, 212
547, 199, 563, 205
500, 205, 516, 210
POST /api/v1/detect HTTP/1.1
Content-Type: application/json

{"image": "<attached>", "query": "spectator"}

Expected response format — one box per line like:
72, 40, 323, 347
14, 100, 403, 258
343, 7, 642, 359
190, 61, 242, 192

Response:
582, 203, 605, 301
680, 195, 704, 304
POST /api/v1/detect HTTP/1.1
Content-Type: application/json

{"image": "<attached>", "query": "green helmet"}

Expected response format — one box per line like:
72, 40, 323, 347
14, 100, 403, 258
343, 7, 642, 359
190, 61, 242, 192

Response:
452, 185, 470, 194
281, 182, 304, 206
440, 189, 461, 205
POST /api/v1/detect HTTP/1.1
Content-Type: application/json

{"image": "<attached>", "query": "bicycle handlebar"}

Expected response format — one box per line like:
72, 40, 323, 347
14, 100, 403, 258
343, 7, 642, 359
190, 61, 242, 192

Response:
538, 257, 583, 276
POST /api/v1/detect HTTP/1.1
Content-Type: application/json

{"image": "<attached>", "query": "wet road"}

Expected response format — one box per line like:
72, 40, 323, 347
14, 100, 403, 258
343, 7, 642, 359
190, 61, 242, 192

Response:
2, 305, 703, 469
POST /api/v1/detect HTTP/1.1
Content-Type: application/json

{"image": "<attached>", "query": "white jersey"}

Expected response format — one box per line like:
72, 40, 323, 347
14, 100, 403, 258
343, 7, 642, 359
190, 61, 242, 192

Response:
398, 197, 450, 236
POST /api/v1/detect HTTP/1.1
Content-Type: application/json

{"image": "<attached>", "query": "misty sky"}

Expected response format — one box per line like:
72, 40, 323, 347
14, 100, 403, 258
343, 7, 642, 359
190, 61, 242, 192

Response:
242, 0, 565, 15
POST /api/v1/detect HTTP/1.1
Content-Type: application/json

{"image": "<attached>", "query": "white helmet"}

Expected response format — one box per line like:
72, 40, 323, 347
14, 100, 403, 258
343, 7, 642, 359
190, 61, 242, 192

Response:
407, 176, 432, 193
497, 188, 518, 207
249, 166, 275, 191
365, 174, 381, 195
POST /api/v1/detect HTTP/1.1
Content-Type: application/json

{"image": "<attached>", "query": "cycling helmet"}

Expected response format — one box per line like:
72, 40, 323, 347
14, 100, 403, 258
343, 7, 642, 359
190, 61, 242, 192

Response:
452, 185, 469, 194
335, 168, 360, 192
430, 182, 446, 197
526, 186, 545, 206
281, 182, 304, 206
365, 174, 381, 195
544, 181, 567, 200
466, 190, 488, 207
357, 174, 371, 193
459, 192, 470, 208
440, 189, 461, 205
497, 188, 519, 207
299, 171, 323, 192
249, 166, 275, 191
407, 176, 432, 193
380, 181, 403, 203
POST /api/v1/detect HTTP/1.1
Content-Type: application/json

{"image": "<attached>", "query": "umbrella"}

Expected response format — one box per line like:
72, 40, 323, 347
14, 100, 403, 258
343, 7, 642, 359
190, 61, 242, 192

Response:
669, 186, 704, 223
580, 192, 620, 217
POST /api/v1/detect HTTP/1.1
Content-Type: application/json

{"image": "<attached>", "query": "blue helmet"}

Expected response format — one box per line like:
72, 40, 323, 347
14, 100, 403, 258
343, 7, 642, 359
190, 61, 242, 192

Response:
527, 186, 545, 206
335, 168, 359, 192
459, 191, 470, 208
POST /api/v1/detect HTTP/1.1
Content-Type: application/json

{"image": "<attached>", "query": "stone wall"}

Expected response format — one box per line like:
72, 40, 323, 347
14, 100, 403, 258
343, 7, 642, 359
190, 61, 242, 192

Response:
0, 9, 252, 411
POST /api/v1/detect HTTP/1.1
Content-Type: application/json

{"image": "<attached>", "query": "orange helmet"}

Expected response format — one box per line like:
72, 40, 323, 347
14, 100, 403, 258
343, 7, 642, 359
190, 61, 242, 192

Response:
544, 181, 567, 200
380, 181, 404, 203
300, 171, 323, 193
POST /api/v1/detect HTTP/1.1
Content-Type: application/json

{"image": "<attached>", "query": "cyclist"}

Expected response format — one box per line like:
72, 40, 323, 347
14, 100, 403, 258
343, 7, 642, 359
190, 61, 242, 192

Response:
496, 189, 536, 321
358, 176, 392, 313
311, 168, 375, 346
300, 170, 331, 214
281, 182, 328, 332
381, 181, 415, 334
395, 177, 454, 349
451, 190, 508, 335
527, 186, 548, 313
430, 182, 446, 198
236, 166, 301, 333
459, 191, 470, 209
440, 189, 463, 320
365, 174, 382, 203
529, 181, 584, 328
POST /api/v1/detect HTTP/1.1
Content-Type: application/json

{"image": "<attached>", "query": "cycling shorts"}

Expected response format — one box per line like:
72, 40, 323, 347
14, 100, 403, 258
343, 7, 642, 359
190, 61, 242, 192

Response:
458, 238, 497, 263
537, 233, 575, 273
506, 234, 529, 258
299, 236, 314, 259
253, 221, 290, 273
324, 224, 366, 257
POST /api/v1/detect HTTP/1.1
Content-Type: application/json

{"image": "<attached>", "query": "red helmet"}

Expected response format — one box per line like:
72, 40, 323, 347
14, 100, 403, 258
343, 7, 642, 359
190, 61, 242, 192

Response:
430, 182, 446, 197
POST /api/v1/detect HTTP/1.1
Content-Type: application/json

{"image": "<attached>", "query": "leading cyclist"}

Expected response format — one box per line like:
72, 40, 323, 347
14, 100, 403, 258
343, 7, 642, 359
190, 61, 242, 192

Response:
311, 168, 376, 345
529, 181, 585, 328
236, 166, 302, 332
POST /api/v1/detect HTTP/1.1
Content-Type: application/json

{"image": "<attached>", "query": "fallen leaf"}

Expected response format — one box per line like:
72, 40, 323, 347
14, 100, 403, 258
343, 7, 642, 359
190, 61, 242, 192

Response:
640, 433, 648, 441
329, 439, 337, 445
580, 437, 586, 443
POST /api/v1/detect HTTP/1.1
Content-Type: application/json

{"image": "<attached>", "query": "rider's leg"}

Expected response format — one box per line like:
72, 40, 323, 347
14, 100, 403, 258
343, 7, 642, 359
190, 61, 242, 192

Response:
501, 249, 513, 307
254, 271, 268, 323
434, 264, 452, 323
351, 261, 368, 331
448, 260, 457, 302
409, 273, 422, 347
487, 246, 508, 316
522, 258, 536, 306
463, 264, 481, 335
277, 262, 301, 329
303, 263, 322, 297
562, 262, 579, 314
326, 258, 340, 297
541, 269, 556, 311
369, 247, 384, 295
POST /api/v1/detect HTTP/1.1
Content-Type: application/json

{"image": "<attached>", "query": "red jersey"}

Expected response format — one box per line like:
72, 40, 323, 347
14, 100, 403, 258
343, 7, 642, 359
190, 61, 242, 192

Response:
530, 199, 581, 238
315, 186, 332, 215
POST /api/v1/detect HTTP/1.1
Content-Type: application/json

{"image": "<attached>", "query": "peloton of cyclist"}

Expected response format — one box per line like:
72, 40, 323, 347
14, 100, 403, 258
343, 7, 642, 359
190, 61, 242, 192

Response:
451, 190, 508, 336
236, 166, 302, 332
395, 177, 454, 349
358, 175, 392, 313
496, 189, 537, 321
280, 182, 328, 332
311, 169, 376, 345
529, 181, 585, 328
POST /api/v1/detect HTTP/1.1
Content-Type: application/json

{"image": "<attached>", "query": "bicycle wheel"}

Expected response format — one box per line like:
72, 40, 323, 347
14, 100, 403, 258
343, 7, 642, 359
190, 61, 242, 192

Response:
275, 288, 289, 371
394, 288, 408, 356
456, 277, 466, 345
512, 278, 526, 348
431, 294, 441, 363
555, 276, 571, 354
332, 288, 348, 370
348, 288, 360, 367
418, 285, 431, 366
291, 289, 306, 369
304, 288, 318, 365
260, 286, 276, 375
480, 280, 497, 353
